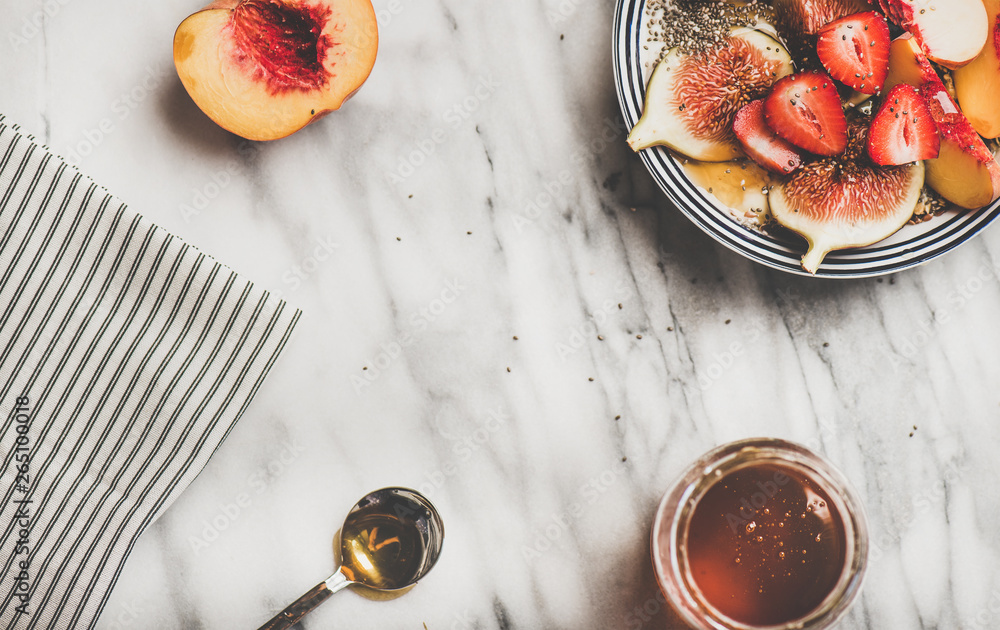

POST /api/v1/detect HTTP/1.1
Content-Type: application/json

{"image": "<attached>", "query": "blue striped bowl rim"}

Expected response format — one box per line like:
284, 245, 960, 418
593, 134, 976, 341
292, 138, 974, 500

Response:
613, 0, 1000, 278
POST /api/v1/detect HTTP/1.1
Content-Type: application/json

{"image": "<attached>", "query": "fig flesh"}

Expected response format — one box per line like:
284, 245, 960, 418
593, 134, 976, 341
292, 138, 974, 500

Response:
773, 0, 873, 37
628, 29, 793, 162
769, 121, 924, 274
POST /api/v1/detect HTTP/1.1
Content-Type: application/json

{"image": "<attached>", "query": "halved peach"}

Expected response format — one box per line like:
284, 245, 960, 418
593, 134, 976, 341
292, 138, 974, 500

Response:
953, 0, 1000, 138
174, 0, 378, 141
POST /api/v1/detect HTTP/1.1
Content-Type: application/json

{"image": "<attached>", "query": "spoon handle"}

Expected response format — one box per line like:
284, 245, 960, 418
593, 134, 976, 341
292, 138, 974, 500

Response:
256, 572, 351, 630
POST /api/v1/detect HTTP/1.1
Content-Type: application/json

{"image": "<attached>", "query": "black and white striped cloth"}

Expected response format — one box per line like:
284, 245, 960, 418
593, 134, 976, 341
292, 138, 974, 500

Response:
0, 116, 301, 629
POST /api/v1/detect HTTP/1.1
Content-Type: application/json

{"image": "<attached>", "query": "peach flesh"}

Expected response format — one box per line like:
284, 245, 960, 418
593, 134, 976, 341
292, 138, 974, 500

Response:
883, 34, 1000, 209
879, 0, 988, 69
953, 1, 1000, 138
174, 0, 377, 141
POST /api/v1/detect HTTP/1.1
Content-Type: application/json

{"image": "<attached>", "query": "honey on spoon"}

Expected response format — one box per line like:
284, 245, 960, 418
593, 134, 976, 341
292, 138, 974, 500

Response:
257, 487, 444, 630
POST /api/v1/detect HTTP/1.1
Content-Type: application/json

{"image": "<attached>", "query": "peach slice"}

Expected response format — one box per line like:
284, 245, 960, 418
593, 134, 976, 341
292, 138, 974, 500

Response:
878, 0, 988, 68
883, 34, 930, 93
922, 85, 1000, 209
174, 0, 378, 141
885, 34, 1000, 209
953, 0, 1000, 138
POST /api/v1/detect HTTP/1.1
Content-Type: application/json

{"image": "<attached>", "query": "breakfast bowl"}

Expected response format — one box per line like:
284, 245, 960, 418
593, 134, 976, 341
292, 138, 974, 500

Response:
613, 0, 1000, 278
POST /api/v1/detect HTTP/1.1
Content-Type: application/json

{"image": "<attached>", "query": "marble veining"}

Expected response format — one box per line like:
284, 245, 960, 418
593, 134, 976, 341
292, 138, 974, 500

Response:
3, 0, 1000, 628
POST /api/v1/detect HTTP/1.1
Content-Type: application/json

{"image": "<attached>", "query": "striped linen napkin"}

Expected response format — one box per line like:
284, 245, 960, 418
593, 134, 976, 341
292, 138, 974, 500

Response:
0, 116, 301, 629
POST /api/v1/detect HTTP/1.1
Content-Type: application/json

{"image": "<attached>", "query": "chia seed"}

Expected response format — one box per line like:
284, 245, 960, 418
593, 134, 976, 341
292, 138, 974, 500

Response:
646, 0, 774, 58
911, 187, 949, 222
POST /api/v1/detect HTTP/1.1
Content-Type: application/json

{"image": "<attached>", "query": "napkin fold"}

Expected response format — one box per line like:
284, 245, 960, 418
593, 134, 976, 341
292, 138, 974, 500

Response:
0, 116, 300, 629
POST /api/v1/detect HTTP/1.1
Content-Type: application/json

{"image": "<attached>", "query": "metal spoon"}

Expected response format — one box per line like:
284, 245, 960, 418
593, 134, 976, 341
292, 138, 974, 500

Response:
257, 487, 445, 630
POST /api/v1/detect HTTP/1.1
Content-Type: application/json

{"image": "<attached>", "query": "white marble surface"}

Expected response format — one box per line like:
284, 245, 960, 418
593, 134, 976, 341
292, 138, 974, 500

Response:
4, 0, 1000, 628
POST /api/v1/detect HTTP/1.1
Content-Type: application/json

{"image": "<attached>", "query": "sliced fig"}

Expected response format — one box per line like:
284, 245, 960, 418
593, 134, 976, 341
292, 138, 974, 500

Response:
769, 120, 924, 273
628, 29, 793, 162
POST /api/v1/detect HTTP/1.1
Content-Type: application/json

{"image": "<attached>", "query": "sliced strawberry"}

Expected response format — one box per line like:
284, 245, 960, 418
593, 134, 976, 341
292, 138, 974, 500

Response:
763, 72, 848, 156
733, 99, 805, 174
816, 11, 891, 95
867, 84, 940, 165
